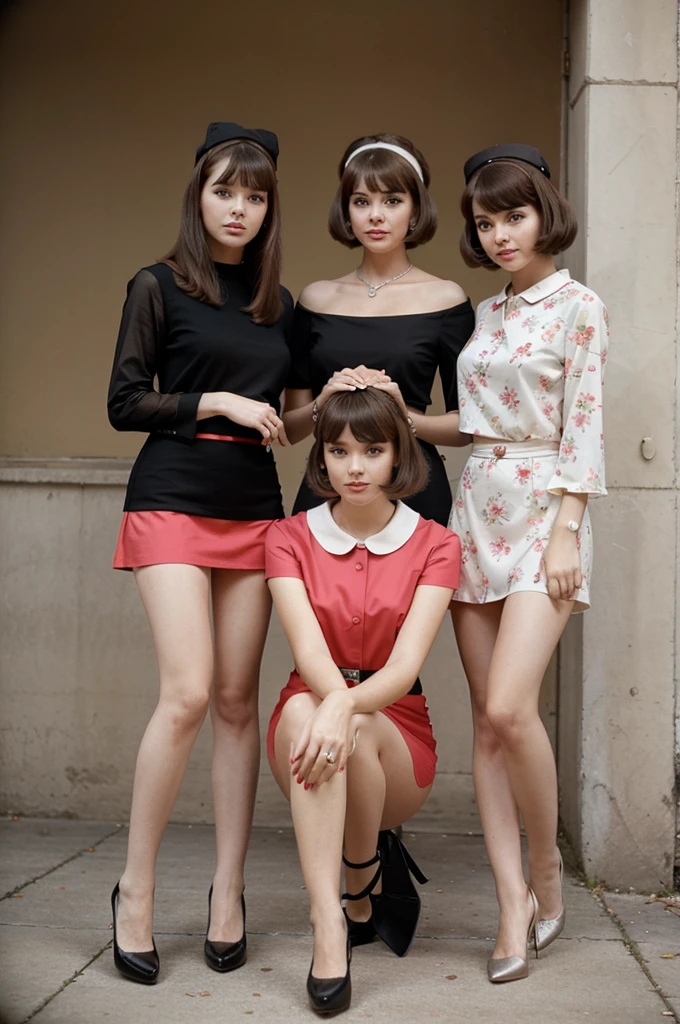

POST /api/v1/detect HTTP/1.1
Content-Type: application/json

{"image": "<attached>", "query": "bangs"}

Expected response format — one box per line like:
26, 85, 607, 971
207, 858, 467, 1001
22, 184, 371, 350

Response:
319, 391, 394, 445
342, 149, 418, 198
463, 161, 538, 216
459, 158, 578, 268
306, 389, 429, 500
209, 140, 276, 192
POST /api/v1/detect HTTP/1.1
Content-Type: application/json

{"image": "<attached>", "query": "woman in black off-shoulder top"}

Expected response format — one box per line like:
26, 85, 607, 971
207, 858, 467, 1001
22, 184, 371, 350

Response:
283, 132, 474, 526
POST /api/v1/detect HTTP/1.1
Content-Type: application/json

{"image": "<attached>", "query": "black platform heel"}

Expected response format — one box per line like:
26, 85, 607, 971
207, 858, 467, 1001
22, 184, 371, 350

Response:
111, 883, 159, 985
341, 851, 381, 947
204, 885, 247, 973
344, 830, 428, 958
306, 922, 352, 1016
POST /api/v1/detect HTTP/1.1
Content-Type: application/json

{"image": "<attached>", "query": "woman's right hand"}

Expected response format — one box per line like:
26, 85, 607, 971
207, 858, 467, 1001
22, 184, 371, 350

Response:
291, 689, 356, 786
205, 392, 287, 445
316, 365, 391, 411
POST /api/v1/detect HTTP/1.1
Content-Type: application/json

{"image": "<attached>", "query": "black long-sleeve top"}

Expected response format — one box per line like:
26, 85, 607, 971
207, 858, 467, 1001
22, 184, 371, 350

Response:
288, 300, 475, 525
108, 261, 294, 520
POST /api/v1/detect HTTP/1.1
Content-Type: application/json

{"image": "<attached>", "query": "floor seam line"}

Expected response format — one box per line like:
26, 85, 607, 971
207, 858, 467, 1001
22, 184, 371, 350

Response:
596, 890, 679, 1023
1, 825, 123, 901
18, 941, 112, 1024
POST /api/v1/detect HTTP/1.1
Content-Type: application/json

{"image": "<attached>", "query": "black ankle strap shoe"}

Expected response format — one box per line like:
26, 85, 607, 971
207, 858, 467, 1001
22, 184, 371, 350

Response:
342, 851, 380, 947
343, 830, 428, 958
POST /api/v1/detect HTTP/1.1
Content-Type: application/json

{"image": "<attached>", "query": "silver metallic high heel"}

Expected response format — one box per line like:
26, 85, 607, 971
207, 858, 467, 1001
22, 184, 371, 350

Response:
535, 850, 565, 952
487, 887, 539, 983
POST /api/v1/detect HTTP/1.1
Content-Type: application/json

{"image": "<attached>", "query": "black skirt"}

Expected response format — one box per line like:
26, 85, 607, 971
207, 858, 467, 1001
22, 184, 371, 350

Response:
124, 434, 285, 521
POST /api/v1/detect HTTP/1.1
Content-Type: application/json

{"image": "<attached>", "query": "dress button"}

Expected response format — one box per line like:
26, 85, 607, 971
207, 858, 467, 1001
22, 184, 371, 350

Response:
352, 616, 360, 624
355, 563, 363, 571
356, 542, 366, 549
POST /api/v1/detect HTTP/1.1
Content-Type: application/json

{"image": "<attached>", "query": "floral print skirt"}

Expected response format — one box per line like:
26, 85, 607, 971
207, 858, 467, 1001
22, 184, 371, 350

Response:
449, 439, 591, 613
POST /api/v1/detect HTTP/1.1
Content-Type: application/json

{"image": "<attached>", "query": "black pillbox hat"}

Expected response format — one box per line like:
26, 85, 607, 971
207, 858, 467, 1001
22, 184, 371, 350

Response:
464, 144, 550, 184
195, 122, 279, 167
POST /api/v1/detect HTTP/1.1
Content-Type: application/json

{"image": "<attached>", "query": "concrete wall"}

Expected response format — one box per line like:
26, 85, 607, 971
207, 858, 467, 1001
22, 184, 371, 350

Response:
560, 0, 679, 888
0, 1, 565, 829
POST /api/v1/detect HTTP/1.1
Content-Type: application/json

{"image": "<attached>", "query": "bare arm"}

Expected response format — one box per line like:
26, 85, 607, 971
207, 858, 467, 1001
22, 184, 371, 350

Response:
281, 361, 390, 445
403, 407, 471, 447
370, 382, 471, 447
345, 584, 454, 713
268, 576, 349, 697
288, 583, 454, 787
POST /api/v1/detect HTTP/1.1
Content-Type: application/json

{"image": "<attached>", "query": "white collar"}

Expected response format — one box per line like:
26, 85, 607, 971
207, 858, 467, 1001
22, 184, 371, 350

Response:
493, 268, 572, 307
306, 501, 420, 555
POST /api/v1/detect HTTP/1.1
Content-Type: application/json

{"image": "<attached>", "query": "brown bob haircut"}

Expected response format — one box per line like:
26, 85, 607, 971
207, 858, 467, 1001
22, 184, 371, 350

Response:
460, 160, 577, 270
328, 133, 437, 249
306, 388, 429, 500
160, 139, 282, 324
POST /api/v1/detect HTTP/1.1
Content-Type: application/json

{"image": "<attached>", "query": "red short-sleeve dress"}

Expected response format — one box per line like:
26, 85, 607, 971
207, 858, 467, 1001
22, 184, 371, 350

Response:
265, 501, 461, 788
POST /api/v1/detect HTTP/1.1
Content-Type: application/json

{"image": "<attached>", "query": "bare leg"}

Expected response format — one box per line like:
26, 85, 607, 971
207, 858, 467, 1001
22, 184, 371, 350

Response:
271, 693, 348, 979
343, 712, 432, 923
486, 592, 572, 923
451, 599, 536, 959
117, 564, 213, 952
208, 569, 272, 942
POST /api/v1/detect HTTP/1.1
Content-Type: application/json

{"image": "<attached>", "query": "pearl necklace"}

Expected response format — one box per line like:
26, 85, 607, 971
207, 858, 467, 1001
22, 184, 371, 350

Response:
356, 261, 414, 297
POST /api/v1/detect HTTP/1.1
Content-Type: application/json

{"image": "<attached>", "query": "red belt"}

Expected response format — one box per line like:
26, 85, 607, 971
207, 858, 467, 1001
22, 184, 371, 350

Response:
196, 433, 262, 446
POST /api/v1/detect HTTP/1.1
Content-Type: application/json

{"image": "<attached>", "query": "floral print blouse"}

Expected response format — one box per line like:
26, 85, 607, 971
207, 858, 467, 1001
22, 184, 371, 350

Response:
457, 269, 608, 496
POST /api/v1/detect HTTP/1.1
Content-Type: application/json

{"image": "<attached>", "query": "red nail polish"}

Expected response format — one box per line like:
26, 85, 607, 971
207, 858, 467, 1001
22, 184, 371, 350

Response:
304, 782, 311, 791
338, 766, 345, 773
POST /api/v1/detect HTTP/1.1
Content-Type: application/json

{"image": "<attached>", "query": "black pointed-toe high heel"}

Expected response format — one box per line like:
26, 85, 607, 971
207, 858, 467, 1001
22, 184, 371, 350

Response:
111, 883, 159, 985
204, 885, 247, 973
306, 925, 352, 1016
343, 830, 428, 958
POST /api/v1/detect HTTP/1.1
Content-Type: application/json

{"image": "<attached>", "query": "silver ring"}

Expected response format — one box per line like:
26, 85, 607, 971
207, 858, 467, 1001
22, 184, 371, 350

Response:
325, 751, 336, 765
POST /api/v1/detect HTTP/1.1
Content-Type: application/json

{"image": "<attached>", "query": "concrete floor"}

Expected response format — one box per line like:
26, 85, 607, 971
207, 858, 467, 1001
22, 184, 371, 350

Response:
0, 818, 678, 1024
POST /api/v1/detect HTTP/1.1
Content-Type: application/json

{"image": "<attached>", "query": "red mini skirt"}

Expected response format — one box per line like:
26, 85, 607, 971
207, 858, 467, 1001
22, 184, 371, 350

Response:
267, 671, 437, 789
113, 510, 274, 571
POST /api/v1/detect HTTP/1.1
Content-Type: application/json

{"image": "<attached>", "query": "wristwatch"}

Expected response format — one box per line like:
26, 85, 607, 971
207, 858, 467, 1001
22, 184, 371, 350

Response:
567, 520, 579, 533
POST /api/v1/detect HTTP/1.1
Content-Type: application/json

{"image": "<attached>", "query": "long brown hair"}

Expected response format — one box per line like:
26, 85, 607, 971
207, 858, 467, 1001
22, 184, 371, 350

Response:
160, 139, 282, 324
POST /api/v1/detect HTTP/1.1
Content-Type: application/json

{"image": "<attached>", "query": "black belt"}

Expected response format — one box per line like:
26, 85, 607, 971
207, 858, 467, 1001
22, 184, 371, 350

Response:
338, 667, 422, 696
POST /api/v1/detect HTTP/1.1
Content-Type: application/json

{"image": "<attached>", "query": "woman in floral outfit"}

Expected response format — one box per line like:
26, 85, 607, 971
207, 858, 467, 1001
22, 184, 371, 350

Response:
449, 145, 608, 983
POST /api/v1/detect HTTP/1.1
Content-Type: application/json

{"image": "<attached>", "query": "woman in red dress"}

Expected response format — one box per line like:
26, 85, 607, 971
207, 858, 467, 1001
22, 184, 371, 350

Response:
265, 389, 460, 1015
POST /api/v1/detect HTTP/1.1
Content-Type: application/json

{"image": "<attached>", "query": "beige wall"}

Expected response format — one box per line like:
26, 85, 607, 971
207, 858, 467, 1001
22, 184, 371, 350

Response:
0, 0, 564, 828
0, 0, 564, 472
560, 0, 678, 888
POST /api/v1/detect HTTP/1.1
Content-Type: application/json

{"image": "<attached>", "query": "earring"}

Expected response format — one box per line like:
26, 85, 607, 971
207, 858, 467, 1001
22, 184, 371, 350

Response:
408, 219, 416, 232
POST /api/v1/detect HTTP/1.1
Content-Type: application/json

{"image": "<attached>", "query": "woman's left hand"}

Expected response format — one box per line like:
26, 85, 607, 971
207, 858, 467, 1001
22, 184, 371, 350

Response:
542, 528, 582, 602
291, 690, 355, 787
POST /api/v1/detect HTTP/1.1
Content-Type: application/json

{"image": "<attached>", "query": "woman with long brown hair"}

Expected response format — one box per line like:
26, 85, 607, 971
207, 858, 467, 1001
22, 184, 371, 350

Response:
107, 122, 293, 984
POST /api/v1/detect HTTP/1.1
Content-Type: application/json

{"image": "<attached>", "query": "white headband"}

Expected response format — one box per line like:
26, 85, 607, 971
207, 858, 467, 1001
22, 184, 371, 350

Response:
344, 142, 425, 183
